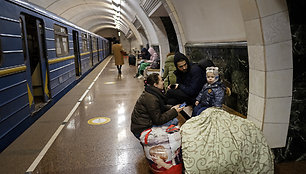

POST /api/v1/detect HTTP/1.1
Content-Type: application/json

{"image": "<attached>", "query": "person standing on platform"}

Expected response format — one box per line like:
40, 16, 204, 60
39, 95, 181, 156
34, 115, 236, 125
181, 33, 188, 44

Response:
112, 40, 124, 74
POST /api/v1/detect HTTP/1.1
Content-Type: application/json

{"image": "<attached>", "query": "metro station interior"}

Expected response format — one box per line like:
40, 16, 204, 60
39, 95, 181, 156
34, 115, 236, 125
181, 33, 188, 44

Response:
0, 0, 305, 173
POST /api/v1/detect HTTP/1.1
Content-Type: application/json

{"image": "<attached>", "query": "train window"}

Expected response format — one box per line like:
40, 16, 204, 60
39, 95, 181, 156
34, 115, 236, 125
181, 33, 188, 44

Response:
54, 24, 69, 57
92, 37, 97, 51
0, 36, 2, 66
19, 17, 27, 63
82, 33, 88, 52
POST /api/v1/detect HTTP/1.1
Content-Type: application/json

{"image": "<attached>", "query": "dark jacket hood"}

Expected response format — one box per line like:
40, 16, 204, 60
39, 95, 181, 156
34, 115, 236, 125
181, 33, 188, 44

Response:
141, 48, 151, 60
174, 52, 191, 73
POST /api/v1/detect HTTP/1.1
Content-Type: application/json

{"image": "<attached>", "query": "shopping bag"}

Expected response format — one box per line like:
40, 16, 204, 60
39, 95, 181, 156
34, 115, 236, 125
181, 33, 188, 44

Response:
140, 125, 183, 174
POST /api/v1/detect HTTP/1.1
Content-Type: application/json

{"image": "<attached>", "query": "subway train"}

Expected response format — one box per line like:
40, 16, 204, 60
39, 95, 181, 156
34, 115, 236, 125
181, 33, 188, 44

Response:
0, 0, 110, 151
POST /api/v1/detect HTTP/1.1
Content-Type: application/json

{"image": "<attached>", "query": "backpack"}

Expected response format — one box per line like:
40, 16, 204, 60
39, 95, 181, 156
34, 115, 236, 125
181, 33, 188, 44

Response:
197, 59, 215, 72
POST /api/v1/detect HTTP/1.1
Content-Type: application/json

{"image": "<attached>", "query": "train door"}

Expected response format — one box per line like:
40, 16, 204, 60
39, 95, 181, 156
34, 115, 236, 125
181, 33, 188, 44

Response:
97, 38, 100, 62
101, 40, 104, 60
72, 30, 81, 76
20, 14, 50, 111
89, 35, 93, 66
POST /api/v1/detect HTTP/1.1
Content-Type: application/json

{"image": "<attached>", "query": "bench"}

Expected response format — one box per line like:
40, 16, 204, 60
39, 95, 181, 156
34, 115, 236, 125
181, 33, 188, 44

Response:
144, 68, 160, 78
177, 104, 246, 126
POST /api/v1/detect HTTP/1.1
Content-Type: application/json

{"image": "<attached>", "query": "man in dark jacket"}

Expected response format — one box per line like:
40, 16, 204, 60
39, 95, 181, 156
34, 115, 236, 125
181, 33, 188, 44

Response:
166, 52, 206, 105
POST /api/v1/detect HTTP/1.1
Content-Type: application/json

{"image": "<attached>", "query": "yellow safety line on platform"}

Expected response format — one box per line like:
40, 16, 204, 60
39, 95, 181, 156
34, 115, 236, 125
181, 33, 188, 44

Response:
26, 56, 112, 173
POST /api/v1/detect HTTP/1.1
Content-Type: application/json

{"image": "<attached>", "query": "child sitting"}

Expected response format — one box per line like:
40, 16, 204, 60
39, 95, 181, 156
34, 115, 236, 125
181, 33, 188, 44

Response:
192, 67, 225, 117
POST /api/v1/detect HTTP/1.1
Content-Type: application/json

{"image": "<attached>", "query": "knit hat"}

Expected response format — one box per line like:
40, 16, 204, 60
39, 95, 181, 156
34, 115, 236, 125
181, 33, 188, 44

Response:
206, 67, 219, 81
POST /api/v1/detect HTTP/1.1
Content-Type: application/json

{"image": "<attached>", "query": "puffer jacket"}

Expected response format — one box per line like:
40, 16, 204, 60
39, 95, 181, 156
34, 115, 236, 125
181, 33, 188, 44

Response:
196, 81, 225, 108
131, 86, 178, 137
162, 55, 177, 89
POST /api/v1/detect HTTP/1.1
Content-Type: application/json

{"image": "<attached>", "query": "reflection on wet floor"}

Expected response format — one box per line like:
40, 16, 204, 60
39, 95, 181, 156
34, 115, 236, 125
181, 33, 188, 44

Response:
0, 57, 304, 173
31, 58, 150, 173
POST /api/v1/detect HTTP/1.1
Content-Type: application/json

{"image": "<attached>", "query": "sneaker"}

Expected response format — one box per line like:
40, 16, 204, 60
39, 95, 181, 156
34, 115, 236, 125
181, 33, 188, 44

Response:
137, 75, 143, 79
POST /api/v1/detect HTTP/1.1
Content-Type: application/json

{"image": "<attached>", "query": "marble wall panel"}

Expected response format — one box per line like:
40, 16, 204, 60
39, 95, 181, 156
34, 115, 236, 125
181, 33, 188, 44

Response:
263, 122, 289, 148
247, 93, 265, 124
185, 43, 249, 115
245, 19, 264, 46
261, 11, 291, 45
257, 0, 287, 17
249, 69, 265, 98
265, 40, 292, 71
248, 45, 265, 71
266, 69, 293, 98
264, 97, 292, 123
272, 0, 306, 163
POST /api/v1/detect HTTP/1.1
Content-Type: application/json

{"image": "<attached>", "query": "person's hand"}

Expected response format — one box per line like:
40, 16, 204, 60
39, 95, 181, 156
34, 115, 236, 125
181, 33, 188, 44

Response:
195, 101, 199, 106
172, 104, 184, 113
173, 84, 178, 89
153, 156, 173, 169
168, 84, 178, 90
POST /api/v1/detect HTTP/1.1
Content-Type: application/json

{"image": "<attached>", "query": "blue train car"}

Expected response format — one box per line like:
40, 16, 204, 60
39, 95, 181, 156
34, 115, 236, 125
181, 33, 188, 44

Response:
0, 0, 109, 152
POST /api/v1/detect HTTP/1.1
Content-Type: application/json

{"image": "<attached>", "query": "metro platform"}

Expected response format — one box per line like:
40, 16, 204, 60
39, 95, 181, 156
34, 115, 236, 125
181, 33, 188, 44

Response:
0, 56, 150, 174
0, 56, 305, 174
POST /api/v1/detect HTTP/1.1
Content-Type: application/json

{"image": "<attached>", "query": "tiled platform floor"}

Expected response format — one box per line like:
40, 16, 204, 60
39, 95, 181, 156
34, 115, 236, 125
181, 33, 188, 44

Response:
0, 56, 305, 173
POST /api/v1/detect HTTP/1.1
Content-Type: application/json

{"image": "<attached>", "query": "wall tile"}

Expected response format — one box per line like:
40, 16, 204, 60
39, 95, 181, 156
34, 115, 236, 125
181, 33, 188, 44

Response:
247, 115, 263, 130
248, 93, 265, 122
264, 97, 292, 123
265, 40, 293, 71
261, 11, 291, 45
238, 0, 259, 21
245, 19, 264, 46
249, 69, 265, 97
257, 0, 287, 18
263, 123, 289, 148
248, 45, 265, 71
266, 69, 293, 98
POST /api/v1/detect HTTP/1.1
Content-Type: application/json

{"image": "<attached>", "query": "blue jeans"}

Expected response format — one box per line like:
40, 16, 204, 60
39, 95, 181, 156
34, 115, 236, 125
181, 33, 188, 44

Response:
153, 118, 179, 127
192, 105, 208, 117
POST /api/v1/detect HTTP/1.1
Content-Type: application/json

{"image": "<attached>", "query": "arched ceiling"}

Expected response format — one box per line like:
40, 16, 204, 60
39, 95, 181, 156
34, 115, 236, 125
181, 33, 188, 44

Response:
27, 0, 140, 36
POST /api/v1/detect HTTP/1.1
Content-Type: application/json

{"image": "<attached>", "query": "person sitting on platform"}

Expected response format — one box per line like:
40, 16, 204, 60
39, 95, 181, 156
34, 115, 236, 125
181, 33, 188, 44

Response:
135, 48, 150, 78
130, 73, 184, 139
135, 47, 159, 78
192, 66, 225, 116
165, 52, 206, 106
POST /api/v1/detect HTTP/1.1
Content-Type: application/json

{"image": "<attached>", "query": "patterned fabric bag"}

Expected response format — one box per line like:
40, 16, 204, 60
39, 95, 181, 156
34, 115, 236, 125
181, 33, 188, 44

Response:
140, 125, 183, 174
180, 107, 274, 174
